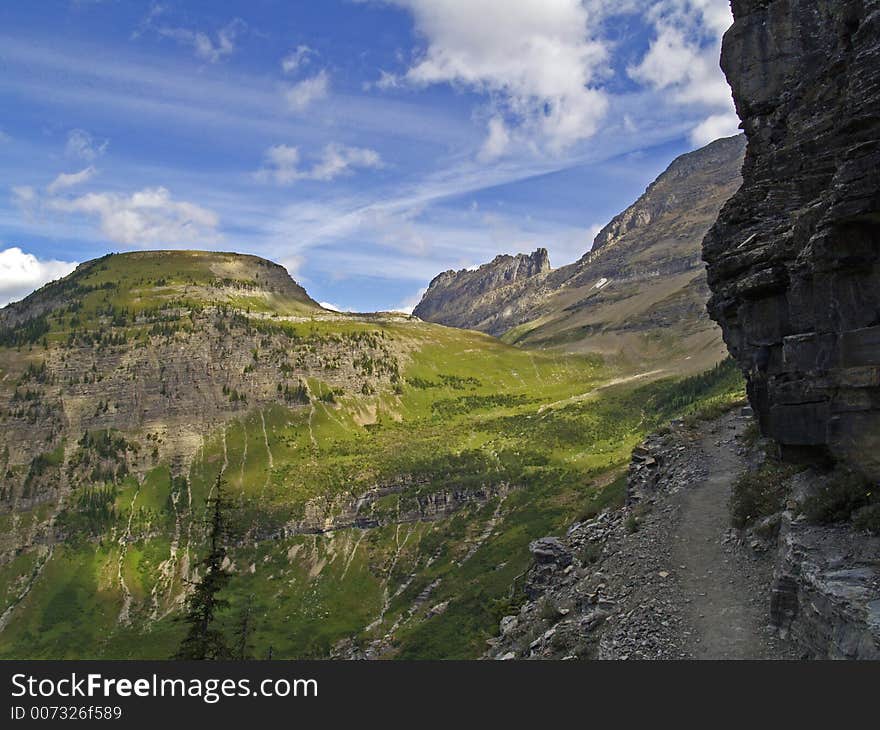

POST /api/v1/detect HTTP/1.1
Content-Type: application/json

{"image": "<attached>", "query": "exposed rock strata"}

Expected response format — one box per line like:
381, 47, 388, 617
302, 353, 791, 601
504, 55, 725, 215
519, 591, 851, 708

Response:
413, 249, 550, 332
415, 136, 745, 370
703, 0, 880, 477
282, 481, 516, 537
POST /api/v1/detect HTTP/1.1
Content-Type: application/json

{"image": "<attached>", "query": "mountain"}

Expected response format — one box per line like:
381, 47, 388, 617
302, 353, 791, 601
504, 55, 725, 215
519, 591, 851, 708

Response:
413, 249, 550, 330
414, 135, 747, 373
0, 248, 740, 659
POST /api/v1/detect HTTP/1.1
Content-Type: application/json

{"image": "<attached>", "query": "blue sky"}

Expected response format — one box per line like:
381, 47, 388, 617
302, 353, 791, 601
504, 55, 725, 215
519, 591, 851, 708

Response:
0, 0, 739, 311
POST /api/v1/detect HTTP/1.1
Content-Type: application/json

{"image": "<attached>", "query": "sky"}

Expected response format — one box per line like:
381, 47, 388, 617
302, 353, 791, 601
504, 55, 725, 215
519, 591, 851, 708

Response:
0, 0, 740, 312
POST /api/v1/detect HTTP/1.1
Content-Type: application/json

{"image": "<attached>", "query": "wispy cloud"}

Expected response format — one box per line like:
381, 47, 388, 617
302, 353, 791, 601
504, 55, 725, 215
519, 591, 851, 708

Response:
47, 166, 97, 194
135, 5, 246, 64
282, 45, 315, 74
284, 70, 330, 112
14, 173, 220, 247
49, 187, 220, 246
256, 143, 383, 184
0, 36, 475, 148
65, 129, 108, 161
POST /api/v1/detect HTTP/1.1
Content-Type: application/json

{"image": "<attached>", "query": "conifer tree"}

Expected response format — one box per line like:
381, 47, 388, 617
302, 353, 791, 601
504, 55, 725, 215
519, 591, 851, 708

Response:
233, 594, 255, 660
174, 475, 232, 660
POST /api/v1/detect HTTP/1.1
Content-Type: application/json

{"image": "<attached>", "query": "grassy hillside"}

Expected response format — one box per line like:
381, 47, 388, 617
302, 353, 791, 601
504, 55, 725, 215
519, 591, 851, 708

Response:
0, 251, 745, 659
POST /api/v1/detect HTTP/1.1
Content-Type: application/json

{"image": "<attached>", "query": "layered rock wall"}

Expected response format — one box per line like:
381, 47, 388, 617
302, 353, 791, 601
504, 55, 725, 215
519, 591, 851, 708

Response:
704, 0, 880, 477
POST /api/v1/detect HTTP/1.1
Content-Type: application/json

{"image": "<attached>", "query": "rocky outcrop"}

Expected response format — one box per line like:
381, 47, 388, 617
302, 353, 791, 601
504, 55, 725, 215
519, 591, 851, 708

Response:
703, 0, 880, 478
282, 481, 516, 537
416, 136, 746, 370
769, 472, 880, 659
412, 249, 550, 333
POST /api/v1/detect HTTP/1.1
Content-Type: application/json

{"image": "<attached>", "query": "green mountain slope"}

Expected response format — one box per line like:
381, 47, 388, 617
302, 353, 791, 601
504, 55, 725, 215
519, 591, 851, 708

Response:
0, 250, 743, 658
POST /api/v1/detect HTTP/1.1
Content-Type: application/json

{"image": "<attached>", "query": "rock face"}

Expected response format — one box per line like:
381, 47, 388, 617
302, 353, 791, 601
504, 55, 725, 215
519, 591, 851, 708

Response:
703, 1, 880, 477
416, 136, 746, 372
413, 249, 550, 331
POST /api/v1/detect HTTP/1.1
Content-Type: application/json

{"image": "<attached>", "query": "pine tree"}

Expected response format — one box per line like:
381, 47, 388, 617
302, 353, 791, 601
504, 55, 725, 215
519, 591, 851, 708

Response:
173, 475, 232, 660
233, 594, 256, 660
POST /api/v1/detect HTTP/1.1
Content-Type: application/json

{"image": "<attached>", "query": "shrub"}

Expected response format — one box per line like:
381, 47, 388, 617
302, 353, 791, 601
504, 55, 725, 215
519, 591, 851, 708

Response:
578, 542, 602, 565
730, 461, 798, 528
803, 469, 878, 527
539, 599, 563, 623
624, 513, 640, 533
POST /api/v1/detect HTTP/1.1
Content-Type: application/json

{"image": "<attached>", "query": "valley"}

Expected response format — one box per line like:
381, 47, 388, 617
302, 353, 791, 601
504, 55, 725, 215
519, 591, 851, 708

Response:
0, 250, 742, 659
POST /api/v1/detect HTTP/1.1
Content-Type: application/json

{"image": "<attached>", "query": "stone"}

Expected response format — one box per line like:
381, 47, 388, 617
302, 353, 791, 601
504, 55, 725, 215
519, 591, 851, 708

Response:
703, 0, 880, 480
499, 615, 519, 636
528, 537, 573, 567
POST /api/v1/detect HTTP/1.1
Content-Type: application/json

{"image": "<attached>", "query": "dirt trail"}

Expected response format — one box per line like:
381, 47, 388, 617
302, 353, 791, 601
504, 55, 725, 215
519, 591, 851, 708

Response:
671, 414, 791, 659
489, 410, 798, 661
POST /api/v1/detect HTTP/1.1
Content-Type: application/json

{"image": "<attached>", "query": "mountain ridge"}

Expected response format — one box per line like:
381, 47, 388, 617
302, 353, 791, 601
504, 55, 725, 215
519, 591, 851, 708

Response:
413, 135, 747, 373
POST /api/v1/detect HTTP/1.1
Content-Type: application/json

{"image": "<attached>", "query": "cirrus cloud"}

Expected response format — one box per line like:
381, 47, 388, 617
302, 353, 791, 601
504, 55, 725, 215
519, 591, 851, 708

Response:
47, 166, 97, 194
282, 45, 315, 74
65, 129, 108, 161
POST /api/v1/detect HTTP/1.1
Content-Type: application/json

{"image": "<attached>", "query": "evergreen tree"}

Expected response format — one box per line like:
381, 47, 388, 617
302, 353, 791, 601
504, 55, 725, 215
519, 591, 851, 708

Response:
174, 475, 232, 660
233, 594, 256, 660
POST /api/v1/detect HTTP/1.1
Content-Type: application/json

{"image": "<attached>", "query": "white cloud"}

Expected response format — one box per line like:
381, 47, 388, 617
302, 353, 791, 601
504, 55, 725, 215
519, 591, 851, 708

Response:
0, 129, 11, 144
318, 301, 343, 312
629, 0, 735, 146
258, 145, 302, 184
257, 143, 383, 185
0, 247, 78, 306
49, 187, 220, 246
478, 116, 511, 162
377, 0, 611, 156
47, 166, 97, 194
282, 45, 314, 74
65, 129, 108, 161
689, 111, 740, 146
284, 70, 330, 112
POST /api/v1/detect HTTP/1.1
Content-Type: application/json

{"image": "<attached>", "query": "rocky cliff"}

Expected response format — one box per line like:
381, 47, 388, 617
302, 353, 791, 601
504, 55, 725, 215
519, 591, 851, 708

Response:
412, 249, 550, 331
703, 0, 880, 478
415, 136, 746, 373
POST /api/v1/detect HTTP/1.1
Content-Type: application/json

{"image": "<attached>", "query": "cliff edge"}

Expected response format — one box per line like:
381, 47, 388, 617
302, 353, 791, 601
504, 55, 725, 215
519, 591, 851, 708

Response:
703, 0, 880, 478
